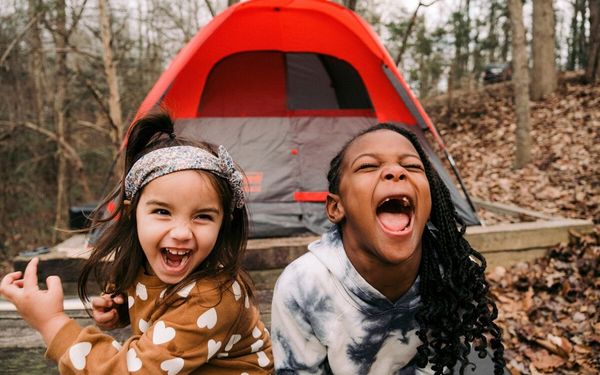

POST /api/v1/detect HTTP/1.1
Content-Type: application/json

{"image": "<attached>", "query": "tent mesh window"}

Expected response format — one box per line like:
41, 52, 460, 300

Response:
198, 51, 373, 116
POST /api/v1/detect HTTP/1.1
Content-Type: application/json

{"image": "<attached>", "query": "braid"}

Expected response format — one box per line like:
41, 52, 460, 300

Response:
417, 141, 505, 374
327, 123, 505, 374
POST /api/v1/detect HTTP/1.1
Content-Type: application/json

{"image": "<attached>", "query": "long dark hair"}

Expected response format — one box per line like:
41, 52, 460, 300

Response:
327, 123, 505, 375
78, 112, 252, 311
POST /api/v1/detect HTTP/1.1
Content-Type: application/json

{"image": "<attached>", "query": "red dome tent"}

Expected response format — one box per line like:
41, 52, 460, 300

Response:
135, 0, 479, 236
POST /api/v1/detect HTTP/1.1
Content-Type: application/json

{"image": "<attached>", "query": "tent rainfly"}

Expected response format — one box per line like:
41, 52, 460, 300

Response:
135, 0, 480, 237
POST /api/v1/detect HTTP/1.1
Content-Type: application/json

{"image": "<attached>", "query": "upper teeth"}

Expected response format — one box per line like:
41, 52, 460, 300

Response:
165, 248, 190, 256
382, 197, 411, 207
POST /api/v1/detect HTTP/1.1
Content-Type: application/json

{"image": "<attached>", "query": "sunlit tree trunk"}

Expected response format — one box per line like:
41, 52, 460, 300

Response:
52, 0, 70, 238
586, 0, 600, 82
508, 0, 531, 169
531, 0, 557, 100
99, 0, 124, 174
27, 0, 45, 128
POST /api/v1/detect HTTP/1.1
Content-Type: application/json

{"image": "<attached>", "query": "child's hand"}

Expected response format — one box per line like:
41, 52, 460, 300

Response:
0, 257, 71, 345
91, 293, 125, 330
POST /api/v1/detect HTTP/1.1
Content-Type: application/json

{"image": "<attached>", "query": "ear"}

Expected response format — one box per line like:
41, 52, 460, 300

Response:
326, 193, 345, 224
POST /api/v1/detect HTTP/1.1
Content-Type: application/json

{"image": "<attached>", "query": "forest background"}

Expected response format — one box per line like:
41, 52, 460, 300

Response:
1, 0, 599, 373
1, 0, 598, 261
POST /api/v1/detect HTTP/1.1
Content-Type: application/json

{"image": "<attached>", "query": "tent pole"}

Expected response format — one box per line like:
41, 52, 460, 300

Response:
443, 149, 478, 214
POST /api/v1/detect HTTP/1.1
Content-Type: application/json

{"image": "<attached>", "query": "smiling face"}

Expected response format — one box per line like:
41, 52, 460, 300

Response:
135, 170, 224, 285
326, 129, 432, 268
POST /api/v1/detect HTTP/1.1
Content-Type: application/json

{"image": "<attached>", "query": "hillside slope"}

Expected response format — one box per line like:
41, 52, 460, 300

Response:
424, 74, 599, 374
425, 72, 599, 225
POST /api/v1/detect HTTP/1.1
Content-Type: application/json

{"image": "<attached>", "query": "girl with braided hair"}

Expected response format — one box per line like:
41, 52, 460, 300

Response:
1, 112, 273, 374
271, 123, 505, 374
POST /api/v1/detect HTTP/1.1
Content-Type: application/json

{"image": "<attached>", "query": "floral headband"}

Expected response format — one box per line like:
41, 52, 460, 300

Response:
124, 145, 245, 210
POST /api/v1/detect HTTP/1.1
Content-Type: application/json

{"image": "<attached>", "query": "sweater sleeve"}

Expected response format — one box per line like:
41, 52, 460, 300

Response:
270, 266, 329, 374
46, 279, 272, 374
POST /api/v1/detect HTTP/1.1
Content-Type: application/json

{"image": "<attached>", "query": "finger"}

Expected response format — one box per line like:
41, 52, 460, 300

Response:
0, 271, 23, 287
0, 272, 23, 299
23, 257, 40, 290
14, 280, 24, 288
91, 296, 111, 309
45, 275, 64, 300
112, 294, 124, 304
93, 309, 116, 324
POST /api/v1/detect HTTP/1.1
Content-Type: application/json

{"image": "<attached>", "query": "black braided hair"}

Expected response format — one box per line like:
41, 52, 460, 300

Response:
327, 123, 505, 375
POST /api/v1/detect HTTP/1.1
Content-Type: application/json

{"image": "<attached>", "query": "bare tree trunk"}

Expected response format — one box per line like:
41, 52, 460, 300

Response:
28, 0, 46, 127
52, 0, 70, 238
531, 0, 557, 100
508, 0, 532, 169
585, 0, 600, 83
98, 0, 124, 173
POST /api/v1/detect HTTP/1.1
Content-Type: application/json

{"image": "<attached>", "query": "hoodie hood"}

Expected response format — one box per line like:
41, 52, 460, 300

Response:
308, 225, 421, 313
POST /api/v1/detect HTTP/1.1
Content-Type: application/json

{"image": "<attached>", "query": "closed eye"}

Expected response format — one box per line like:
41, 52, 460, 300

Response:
404, 164, 424, 171
356, 163, 378, 171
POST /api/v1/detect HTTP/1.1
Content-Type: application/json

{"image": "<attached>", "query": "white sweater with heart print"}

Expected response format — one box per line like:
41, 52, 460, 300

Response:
46, 271, 273, 374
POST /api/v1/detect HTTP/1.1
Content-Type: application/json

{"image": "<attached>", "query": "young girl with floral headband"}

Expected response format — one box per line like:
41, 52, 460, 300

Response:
0, 112, 273, 374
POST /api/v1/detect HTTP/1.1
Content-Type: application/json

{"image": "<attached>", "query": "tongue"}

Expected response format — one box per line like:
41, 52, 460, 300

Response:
165, 252, 183, 266
378, 212, 410, 232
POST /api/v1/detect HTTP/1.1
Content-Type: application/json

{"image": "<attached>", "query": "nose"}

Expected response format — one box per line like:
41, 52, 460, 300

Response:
382, 164, 406, 181
169, 221, 193, 241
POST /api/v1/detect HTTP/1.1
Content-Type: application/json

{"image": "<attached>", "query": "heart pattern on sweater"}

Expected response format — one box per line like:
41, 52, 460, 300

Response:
251, 339, 264, 353
257, 351, 270, 367
197, 308, 217, 329
135, 282, 148, 300
224, 334, 241, 351
177, 282, 195, 298
127, 348, 142, 372
232, 281, 242, 300
138, 318, 149, 333
207, 339, 222, 360
128, 295, 135, 309
160, 357, 184, 375
153, 320, 176, 345
111, 340, 122, 351
69, 342, 92, 370
252, 326, 261, 338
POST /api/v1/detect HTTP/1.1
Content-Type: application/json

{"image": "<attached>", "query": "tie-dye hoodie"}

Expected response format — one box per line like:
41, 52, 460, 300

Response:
271, 226, 434, 375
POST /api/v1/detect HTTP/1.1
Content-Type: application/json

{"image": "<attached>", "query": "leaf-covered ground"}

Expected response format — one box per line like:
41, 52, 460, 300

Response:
425, 72, 600, 374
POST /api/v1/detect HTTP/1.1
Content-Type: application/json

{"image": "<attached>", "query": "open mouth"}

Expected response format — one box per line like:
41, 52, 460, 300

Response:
376, 196, 414, 233
161, 248, 191, 269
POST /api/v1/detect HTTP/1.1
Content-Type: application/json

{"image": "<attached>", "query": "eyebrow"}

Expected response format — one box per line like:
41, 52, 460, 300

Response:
350, 152, 421, 165
144, 199, 221, 214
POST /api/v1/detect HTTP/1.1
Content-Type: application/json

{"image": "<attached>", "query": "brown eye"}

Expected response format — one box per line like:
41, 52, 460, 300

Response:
194, 213, 215, 222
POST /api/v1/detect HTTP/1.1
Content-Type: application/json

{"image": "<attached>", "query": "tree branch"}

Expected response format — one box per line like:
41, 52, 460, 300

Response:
76, 120, 112, 136
0, 11, 43, 67
204, 0, 216, 18
394, 0, 439, 67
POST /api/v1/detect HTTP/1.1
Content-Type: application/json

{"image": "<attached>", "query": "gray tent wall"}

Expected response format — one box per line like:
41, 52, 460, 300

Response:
175, 117, 479, 237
